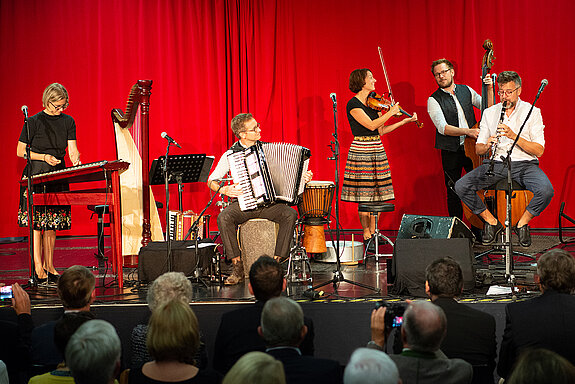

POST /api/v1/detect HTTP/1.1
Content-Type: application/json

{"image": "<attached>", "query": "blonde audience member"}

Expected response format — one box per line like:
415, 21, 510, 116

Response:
223, 352, 285, 384
128, 300, 221, 383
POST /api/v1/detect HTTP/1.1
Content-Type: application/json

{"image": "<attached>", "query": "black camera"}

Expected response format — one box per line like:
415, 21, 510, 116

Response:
375, 300, 407, 329
0, 285, 13, 301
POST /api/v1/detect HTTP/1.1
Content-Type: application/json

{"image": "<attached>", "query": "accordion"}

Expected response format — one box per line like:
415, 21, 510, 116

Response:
168, 210, 204, 240
227, 142, 311, 211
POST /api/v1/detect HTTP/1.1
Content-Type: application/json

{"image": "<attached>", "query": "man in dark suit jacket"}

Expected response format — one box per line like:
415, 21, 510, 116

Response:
498, 248, 575, 379
426, 257, 497, 384
213, 256, 314, 374
369, 301, 473, 384
260, 297, 343, 384
30, 265, 96, 370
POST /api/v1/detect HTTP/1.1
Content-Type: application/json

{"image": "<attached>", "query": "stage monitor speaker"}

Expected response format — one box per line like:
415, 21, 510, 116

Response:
138, 240, 215, 283
391, 238, 475, 297
396, 214, 474, 240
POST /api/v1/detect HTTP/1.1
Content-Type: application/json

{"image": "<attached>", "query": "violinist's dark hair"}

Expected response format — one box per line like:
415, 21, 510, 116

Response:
497, 71, 522, 87
430, 58, 453, 74
349, 69, 371, 93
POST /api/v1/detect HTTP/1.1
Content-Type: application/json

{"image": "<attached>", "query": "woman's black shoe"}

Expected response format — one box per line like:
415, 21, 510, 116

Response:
45, 270, 60, 284
34, 273, 48, 284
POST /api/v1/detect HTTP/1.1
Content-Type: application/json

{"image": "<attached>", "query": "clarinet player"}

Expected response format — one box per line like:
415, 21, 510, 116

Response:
454, 71, 554, 247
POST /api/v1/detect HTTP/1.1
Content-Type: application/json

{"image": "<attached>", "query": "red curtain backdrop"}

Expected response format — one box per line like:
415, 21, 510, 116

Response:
2, 0, 574, 239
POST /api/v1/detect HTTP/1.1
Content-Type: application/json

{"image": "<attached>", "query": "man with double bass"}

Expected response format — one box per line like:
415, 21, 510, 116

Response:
454, 71, 554, 247
427, 58, 493, 222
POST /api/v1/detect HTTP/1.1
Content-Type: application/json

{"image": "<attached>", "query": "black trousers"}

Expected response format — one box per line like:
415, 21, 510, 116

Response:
217, 201, 298, 260
441, 147, 474, 219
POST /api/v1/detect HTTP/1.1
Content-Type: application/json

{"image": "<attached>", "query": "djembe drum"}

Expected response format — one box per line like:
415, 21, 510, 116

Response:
298, 181, 335, 253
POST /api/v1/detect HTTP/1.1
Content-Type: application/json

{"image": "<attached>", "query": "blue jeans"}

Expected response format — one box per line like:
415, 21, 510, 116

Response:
454, 160, 554, 217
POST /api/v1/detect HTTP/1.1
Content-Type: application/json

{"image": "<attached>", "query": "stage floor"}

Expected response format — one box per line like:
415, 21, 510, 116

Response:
0, 229, 573, 306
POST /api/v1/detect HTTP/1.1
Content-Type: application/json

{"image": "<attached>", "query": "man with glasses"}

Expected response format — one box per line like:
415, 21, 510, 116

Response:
428, 58, 493, 222
454, 71, 553, 246
207, 113, 312, 285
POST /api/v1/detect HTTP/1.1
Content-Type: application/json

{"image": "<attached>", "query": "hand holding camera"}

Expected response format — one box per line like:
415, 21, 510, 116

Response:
371, 300, 408, 348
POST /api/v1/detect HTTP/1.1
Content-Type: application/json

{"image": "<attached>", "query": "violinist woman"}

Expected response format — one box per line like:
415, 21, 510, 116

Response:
17, 83, 81, 284
341, 69, 417, 249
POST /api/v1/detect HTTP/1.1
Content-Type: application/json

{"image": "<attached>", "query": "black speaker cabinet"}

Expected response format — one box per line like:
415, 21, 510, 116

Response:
138, 240, 215, 283
397, 214, 474, 240
391, 238, 475, 297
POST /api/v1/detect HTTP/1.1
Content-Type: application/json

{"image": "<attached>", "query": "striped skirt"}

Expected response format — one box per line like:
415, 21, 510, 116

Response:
341, 136, 394, 203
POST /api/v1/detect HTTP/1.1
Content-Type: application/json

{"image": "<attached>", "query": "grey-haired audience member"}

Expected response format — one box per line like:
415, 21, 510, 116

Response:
259, 297, 343, 384
66, 320, 121, 384
344, 348, 400, 384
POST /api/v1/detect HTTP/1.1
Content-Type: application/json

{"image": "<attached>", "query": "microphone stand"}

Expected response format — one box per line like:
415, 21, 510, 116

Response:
500, 87, 545, 280
184, 180, 226, 287
23, 110, 37, 287
306, 95, 379, 297
163, 143, 173, 272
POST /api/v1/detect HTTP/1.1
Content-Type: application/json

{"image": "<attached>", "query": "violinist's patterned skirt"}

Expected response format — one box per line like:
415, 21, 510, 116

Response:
341, 136, 394, 203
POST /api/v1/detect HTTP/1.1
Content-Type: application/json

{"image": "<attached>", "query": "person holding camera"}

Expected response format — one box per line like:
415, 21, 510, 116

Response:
367, 301, 473, 384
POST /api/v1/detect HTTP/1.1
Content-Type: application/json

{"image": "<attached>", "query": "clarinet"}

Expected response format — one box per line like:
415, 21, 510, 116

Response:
485, 101, 507, 176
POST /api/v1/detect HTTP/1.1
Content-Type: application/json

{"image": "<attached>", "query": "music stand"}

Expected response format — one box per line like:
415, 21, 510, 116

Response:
149, 154, 214, 274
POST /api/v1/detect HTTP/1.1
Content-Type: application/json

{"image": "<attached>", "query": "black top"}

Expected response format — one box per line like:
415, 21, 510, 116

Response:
346, 96, 379, 137
128, 366, 222, 384
19, 111, 76, 160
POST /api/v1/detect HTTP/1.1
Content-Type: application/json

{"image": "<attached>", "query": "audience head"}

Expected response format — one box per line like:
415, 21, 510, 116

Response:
65, 320, 121, 384
425, 257, 463, 298
249, 256, 285, 302
54, 311, 96, 356
223, 351, 285, 384
147, 299, 200, 364
57, 265, 96, 310
344, 348, 400, 384
507, 348, 575, 384
260, 297, 305, 348
147, 271, 193, 312
537, 249, 575, 294
402, 301, 446, 353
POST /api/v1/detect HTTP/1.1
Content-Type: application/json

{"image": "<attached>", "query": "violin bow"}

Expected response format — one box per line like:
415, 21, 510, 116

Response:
378, 46, 395, 104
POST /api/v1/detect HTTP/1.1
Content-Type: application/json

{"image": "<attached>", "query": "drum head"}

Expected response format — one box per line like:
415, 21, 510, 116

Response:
305, 180, 335, 188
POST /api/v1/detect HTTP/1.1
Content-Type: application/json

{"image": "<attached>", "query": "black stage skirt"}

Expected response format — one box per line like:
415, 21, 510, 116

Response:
341, 136, 395, 203
18, 159, 71, 231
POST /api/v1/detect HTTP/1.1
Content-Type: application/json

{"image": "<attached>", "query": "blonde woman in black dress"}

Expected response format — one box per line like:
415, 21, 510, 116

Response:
17, 83, 81, 283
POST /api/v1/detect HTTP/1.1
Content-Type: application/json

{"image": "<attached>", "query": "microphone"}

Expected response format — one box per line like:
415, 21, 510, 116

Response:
21, 105, 28, 119
536, 79, 548, 98
330, 93, 337, 104
161, 132, 181, 148
491, 73, 497, 84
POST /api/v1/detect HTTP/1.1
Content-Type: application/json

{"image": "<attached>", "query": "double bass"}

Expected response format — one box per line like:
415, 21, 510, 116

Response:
462, 40, 532, 230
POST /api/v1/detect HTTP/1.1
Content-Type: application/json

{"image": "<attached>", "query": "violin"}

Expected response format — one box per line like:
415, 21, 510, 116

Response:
367, 92, 423, 128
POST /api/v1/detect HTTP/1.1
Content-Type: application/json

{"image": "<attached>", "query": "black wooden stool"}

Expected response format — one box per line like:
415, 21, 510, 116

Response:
358, 202, 395, 262
87, 205, 110, 260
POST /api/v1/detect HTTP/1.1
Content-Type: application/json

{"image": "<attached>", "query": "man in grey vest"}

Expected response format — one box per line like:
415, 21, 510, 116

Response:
427, 58, 493, 222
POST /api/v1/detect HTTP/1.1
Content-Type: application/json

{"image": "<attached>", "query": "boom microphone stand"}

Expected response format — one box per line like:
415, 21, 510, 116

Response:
500, 79, 548, 281
22, 105, 38, 286
305, 93, 379, 296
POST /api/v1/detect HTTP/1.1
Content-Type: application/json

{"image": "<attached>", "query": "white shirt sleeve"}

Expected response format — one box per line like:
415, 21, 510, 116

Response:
208, 149, 232, 182
427, 96, 448, 135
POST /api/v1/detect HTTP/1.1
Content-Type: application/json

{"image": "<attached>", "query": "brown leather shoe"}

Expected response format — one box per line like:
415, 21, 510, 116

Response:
225, 260, 245, 285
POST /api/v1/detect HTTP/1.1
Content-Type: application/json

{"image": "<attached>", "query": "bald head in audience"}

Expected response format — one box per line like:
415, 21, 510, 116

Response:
401, 301, 447, 353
